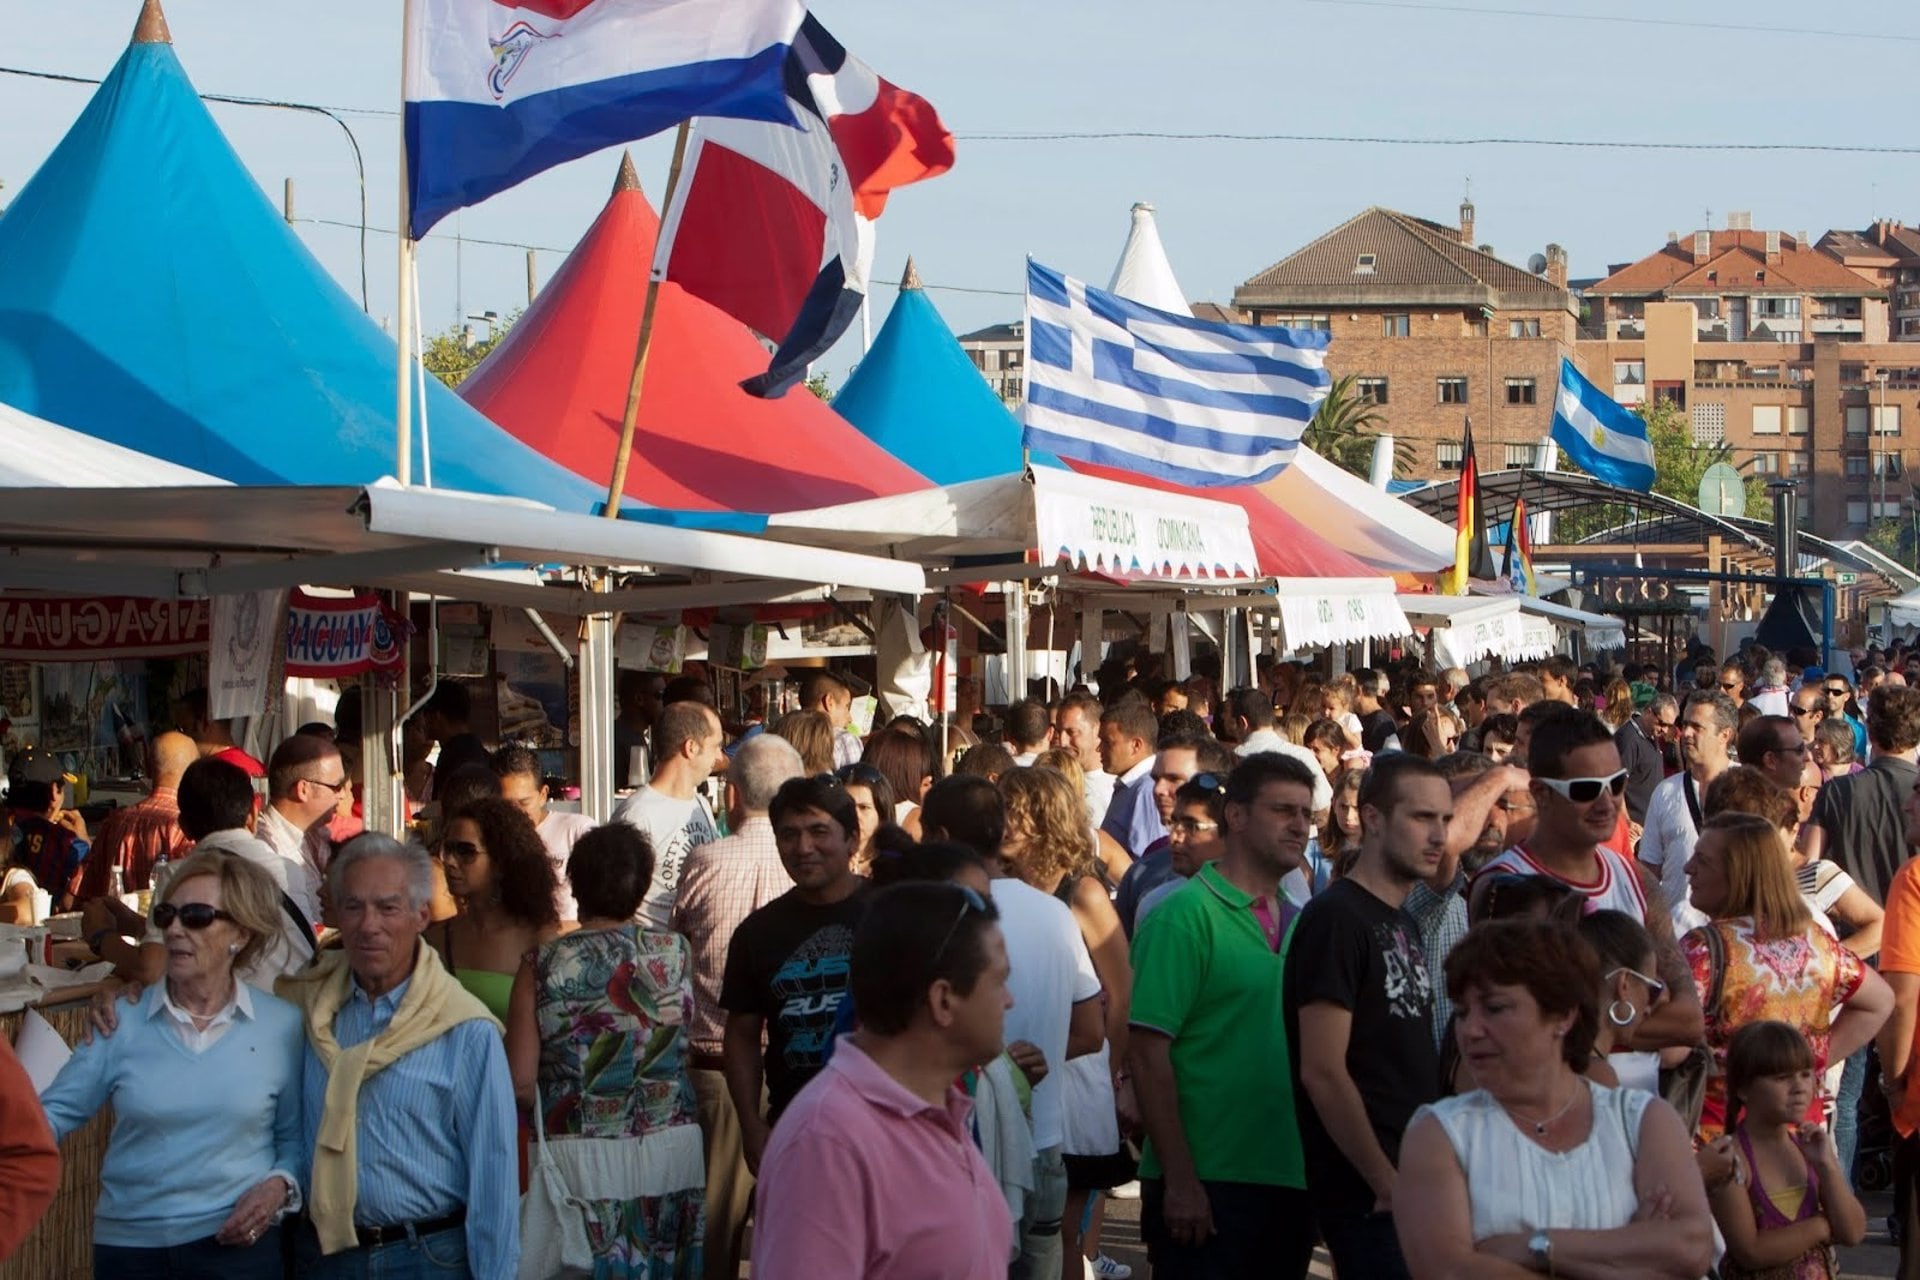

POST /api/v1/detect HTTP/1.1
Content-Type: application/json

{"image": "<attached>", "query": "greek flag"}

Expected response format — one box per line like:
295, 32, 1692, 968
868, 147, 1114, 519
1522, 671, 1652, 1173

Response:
1551, 357, 1656, 491
1022, 260, 1330, 487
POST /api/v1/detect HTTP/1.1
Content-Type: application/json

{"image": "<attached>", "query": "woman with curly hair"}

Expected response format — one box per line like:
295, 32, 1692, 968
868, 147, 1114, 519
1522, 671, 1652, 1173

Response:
427, 795, 561, 1021
999, 765, 1135, 1274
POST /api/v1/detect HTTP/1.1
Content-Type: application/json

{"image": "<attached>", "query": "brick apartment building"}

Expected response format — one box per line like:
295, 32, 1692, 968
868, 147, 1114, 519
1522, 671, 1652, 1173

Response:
956, 320, 1025, 407
1229, 202, 1577, 477
1576, 215, 1920, 536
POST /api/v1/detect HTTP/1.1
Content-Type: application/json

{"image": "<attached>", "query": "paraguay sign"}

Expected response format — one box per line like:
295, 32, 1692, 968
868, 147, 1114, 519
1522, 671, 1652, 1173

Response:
283, 591, 408, 678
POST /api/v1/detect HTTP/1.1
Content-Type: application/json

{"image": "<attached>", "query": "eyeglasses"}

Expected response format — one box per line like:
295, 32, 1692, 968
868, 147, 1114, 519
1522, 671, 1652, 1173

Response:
1536, 769, 1629, 803
152, 902, 235, 930
441, 839, 484, 861
305, 775, 350, 794
1771, 741, 1809, 756
1604, 965, 1667, 1000
928, 884, 991, 975
1167, 817, 1220, 835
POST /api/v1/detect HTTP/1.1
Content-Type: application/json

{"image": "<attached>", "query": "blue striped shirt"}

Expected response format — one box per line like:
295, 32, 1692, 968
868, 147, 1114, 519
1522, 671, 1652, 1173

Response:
300, 974, 518, 1280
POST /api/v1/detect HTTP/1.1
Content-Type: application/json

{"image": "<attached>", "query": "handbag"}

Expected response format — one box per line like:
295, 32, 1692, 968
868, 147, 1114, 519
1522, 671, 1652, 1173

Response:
1659, 923, 1725, 1136
517, 1085, 595, 1280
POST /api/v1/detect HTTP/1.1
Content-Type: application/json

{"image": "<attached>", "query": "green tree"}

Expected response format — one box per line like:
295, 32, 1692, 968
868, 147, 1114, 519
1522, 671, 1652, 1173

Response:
1866, 516, 1918, 568
805, 371, 833, 402
1555, 397, 1768, 543
1303, 375, 1415, 478
421, 311, 519, 389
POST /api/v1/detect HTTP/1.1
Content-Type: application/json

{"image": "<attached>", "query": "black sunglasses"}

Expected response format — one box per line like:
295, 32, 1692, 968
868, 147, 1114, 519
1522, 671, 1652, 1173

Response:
1825, 686, 1850, 696
152, 902, 235, 930
441, 839, 483, 861
835, 763, 887, 788
1790, 705, 1823, 718
928, 884, 991, 974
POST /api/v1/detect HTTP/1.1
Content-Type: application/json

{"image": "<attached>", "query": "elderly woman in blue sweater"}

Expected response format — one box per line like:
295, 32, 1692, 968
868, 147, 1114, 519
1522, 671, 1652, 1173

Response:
42, 848, 305, 1279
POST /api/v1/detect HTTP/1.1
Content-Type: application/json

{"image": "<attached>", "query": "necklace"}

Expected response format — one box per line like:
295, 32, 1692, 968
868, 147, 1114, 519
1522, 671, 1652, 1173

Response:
1499, 1080, 1583, 1136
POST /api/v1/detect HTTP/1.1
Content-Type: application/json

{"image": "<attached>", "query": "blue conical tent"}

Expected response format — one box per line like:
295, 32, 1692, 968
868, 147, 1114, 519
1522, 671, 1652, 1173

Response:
0, 18, 615, 511
834, 267, 1057, 484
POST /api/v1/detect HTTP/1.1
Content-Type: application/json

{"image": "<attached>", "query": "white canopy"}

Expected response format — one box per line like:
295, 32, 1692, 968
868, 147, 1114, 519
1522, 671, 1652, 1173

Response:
1267, 577, 1413, 650
764, 467, 1260, 585
1262, 447, 1456, 574
0, 401, 228, 487
1397, 594, 1547, 667
1514, 596, 1627, 652
1107, 202, 1190, 313
1885, 587, 1920, 630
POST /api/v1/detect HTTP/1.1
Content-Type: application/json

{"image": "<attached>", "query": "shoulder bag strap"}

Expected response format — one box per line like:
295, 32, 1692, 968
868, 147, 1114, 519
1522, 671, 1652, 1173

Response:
1681, 770, 1705, 832
279, 891, 320, 960
1701, 921, 1728, 1021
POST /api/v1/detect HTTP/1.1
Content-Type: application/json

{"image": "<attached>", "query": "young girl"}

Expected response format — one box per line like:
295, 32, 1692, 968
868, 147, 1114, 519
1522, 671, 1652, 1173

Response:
1711, 1020, 1865, 1279
1319, 770, 1365, 880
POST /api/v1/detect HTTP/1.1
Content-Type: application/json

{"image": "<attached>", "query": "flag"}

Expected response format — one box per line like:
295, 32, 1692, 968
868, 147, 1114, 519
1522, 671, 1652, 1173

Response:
1021, 260, 1330, 487
1503, 495, 1538, 596
652, 13, 955, 397
1444, 419, 1496, 594
1551, 357, 1657, 491
403, 0, 805, 240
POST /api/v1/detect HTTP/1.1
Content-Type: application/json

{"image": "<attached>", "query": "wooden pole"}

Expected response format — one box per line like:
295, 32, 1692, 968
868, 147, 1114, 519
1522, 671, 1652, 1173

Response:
604, 121, 692, 517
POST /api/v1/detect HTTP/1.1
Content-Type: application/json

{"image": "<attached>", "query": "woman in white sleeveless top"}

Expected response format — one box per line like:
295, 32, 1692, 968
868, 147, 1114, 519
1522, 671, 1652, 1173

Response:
1396, 919, 1713, 1279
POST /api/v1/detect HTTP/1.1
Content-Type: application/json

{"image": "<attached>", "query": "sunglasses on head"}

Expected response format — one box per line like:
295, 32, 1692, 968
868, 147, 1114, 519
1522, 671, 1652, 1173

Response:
928, 884, 991, 974
835, 763, 887, 788
1189, 773, 1226, 793
152, 901, 234, 930
1536, 769, 1629, 803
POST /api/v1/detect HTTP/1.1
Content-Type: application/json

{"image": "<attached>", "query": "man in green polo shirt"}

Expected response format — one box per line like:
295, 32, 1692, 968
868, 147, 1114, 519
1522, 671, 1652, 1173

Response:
1127, 752, 1316, 1280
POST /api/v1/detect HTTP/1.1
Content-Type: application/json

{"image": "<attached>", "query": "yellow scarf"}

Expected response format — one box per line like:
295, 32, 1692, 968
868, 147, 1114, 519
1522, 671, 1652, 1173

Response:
276, 944, 500, 1254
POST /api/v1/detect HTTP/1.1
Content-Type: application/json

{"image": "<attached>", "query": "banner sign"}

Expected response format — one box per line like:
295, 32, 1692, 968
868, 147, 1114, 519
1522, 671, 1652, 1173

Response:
210, 590, 288, 722
0, 597, 210, 660
283, 591, 409, 678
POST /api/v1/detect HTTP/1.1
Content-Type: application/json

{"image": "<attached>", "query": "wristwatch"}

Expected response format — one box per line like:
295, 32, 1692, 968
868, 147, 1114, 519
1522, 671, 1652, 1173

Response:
1527, 1230, 1553, 1274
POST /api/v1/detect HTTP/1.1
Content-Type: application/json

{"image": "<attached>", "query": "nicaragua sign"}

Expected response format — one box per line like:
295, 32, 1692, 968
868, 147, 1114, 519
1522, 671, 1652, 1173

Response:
0, 597, 211, 660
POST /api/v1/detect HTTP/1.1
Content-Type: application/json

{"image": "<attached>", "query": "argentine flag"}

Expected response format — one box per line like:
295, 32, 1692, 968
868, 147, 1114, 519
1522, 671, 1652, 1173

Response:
1550, 358, 1656, 491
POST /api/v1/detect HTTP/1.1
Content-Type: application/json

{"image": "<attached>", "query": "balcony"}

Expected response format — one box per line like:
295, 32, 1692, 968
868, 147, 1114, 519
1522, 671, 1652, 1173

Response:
1811, 317, 1865, 335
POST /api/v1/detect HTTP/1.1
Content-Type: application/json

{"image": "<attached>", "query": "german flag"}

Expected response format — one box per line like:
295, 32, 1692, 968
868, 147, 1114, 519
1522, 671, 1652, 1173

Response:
1445, 418, 1496, 594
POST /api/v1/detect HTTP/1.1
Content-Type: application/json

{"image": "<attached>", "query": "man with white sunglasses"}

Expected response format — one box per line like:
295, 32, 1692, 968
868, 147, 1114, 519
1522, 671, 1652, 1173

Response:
1473, 708, 1703, 1061
1637, 689, 1738, 935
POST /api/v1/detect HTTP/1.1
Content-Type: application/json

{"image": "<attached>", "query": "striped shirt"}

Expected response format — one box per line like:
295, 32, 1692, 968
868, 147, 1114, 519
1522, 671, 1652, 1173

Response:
671, 817, 791, 1057
1474, 844, 1651, 922
299, 972, 519, 1279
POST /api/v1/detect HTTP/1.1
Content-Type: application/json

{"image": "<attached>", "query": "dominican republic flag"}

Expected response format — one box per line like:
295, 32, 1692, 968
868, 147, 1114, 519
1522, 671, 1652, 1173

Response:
1551, 357, 1657, 491
403, 0, 805, 240
1444, 418, 1496, 595
1503, 495, 1538, 596
1022, 260, 1329, 487
653, 13, 955, 397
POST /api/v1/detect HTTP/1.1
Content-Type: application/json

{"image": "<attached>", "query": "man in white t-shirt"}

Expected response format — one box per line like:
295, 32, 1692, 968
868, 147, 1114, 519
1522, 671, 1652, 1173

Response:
1224, 687, 1333, 811
1052, 692, 1114, 826
920, 775, 1102, 1280
492, 743, 596, 924
613, 702, 729, 927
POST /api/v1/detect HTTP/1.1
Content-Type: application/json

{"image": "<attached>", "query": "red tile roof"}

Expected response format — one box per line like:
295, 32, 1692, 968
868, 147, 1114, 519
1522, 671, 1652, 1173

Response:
1590, 230, 1882, 296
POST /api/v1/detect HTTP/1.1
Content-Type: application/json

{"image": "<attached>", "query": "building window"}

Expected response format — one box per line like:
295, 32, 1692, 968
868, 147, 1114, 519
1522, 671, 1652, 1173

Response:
1847, 455, 1870, 478
1356, 376, 1389, 405
1653, 381, 1687, 410
1752, 406, 1782, 436
1877, 499, 1904, 519
1505, 377, 1537, 405
1437, 376, 1469, 404
1848, 407, 1870, 436
1787, 407, 1809, 436
1383, 313, 1410, 337
1614, 361, 1645, 386
1788, 453, 1810, 477
1504, 443, 1536, 468
1437, 441, 1464, 471
1751, 452, 1780, 475
1268, 312, 1331, 331
1769, 330, 1802, 344
1508, 318, 1541, 339
1875, 453, 1905, 479
1848, 500, 1870, 525
1354, 254, 1377, 274
1004, 377, 1024, 401
1691, 403, 1726, 446
1876, 405, 1902, 435
1753, 297, 1802, 319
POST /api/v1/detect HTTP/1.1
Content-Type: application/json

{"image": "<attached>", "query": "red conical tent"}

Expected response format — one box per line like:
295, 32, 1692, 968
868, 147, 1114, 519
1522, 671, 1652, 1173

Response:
462, 157, 929, 514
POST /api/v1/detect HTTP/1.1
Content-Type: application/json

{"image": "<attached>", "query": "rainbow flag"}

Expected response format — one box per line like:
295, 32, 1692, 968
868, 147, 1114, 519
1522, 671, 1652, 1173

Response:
1503, 495, 1538, 596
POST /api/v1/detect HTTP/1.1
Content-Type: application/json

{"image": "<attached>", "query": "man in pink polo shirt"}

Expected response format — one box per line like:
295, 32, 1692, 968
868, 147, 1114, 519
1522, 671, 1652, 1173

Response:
752, 880, 1015, 1280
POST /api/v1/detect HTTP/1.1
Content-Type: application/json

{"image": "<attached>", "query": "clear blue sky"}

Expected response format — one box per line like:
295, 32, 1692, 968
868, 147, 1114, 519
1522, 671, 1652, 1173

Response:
5, 1, 1916, 392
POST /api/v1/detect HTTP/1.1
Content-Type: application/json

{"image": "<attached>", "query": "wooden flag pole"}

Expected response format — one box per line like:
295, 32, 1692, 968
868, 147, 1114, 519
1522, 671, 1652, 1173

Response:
604, 120, 693, 518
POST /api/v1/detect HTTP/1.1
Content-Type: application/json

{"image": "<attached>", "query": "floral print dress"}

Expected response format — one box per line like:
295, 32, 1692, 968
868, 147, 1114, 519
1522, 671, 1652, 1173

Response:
1682, 917, 1866, 1142
534, 925, 706, 1279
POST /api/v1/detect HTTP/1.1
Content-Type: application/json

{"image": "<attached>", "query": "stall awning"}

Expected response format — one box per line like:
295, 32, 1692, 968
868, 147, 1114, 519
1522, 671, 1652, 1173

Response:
1267, 578, 1413, 650
1885, 587, 1920, 629
1513, 596, 1627, 652
1396, 594, 1536, 667
1259, 448, 1457, 575
764, 467, 1259, 584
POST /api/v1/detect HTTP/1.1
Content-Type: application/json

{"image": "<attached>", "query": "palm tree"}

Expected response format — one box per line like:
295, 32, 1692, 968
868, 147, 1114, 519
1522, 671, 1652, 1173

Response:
1302, 374, 1414, 478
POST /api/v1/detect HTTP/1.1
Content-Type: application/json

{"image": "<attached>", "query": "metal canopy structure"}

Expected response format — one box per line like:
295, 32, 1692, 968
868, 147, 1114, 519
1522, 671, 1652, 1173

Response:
1401, 470, 1764, 549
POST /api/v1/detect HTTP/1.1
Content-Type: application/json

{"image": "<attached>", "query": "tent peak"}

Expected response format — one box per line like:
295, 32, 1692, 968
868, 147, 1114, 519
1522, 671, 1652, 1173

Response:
900, 256, 922, 291
613, 150, 641, 194
132, 0, 171, 44
1131, 201, 1156, 215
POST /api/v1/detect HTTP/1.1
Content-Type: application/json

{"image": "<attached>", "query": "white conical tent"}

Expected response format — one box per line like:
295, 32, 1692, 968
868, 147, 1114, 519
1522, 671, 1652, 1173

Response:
1107, 202, 1191, 313
0, 401, 226, 487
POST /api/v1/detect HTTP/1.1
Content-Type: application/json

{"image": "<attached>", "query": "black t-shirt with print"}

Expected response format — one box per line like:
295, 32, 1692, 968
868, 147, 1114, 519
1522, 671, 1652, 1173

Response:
1283, 876, 1440, 1217
719, 885, 870, 1121
1359, 708, 1400, 754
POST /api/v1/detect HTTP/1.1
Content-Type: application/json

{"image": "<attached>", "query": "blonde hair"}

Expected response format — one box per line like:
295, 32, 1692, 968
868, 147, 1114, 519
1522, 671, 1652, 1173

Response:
1035, 747, 1084, 795
1278, 712, 1311, 745
998, 765, 1093, 890
1702, 811, 1811, 939
159, 848, 283, 972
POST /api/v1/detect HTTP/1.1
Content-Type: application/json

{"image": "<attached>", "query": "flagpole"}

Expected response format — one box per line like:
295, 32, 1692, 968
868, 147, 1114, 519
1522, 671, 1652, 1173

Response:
604, 120, 693, 518
395, 0, 417, 487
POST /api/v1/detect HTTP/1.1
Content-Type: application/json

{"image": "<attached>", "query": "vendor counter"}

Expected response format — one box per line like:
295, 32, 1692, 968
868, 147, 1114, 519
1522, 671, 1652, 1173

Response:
3, 980, 115, 1280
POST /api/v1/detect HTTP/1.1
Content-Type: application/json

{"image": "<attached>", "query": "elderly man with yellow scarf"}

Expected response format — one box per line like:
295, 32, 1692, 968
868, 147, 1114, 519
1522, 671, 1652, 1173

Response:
278, 833, 519, 1279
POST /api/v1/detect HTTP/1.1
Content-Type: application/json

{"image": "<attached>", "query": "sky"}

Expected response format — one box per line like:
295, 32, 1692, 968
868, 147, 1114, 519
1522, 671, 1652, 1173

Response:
4, 1, 1917, 394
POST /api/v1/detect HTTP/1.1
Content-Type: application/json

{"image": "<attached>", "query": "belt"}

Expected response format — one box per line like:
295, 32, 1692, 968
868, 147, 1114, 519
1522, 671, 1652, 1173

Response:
354, 1209, 466, 1249
690, 1051, 727, 1073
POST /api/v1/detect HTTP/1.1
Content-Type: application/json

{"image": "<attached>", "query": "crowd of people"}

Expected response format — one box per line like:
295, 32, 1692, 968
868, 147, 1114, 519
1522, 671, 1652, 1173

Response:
11, 643, 1920, 1278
